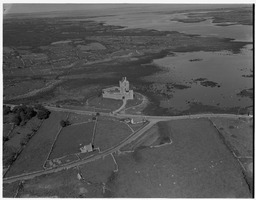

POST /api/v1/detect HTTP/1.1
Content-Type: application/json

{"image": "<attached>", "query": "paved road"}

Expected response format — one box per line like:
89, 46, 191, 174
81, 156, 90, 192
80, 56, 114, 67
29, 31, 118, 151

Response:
44, 105, 252, 121
3, 104, 252, 184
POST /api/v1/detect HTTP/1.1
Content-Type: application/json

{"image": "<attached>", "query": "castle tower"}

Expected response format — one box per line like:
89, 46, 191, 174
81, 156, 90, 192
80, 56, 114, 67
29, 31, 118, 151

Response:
119, 77, 129, 94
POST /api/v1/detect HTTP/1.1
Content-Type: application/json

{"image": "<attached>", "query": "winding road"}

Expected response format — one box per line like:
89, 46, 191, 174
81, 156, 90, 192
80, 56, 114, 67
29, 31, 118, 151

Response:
3, 104, 252, 184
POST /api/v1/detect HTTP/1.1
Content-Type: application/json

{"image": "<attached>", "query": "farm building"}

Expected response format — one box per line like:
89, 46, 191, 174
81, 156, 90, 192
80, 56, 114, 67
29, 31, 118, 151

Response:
102, 77, 134, 100
80, 143, 93, 153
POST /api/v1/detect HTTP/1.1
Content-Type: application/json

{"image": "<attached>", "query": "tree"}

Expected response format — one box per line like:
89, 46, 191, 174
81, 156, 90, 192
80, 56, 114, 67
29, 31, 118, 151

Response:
25, 107, 37, 119
3, 105, 11, 115
12, 105, 22, 114
60, 120, 70, 127
37, 109, 51, 120
34, 104, 46, 111
12, 115, 21, 126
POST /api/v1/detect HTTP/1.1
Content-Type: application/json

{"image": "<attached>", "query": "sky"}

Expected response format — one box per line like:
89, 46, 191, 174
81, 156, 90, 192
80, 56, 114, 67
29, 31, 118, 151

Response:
3, 3, 251, 15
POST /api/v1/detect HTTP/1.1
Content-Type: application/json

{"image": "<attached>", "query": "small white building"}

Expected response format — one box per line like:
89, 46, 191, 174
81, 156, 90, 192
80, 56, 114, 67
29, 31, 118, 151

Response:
80, 143, 93, 153
131, 118, 145, 124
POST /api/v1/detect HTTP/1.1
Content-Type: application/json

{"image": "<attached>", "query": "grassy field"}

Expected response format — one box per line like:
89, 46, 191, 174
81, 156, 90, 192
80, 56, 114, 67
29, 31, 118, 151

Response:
111, 118, 251, 197
5, 111, 69, 177
9, 156, 116, 198
68, 113, 93, 124
49, 122, 95, 159
94, 119, 132, 151
80, 155, 115, 184
88, 96, 123, 111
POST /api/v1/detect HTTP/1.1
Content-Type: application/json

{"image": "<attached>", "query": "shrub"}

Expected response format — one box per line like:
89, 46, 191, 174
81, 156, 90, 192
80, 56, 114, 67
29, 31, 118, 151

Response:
3, 136, 9, 142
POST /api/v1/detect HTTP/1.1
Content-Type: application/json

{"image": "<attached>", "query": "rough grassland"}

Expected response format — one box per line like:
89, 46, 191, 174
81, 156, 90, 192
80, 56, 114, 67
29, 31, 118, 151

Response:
49, 122, 95, 159
68, 113, 93, 124
94, 119, 132, 151
80, 155, 115, 183
7, 156, 115, 198
111, 119, 251, 198
3, 181, 20, 197
16, 168, 102, 198
209, 117, 253, 157
5, 111, 69, 177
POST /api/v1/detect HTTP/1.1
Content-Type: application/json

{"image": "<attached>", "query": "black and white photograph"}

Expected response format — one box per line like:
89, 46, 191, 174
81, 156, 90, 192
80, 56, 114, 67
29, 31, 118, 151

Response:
2, 2, 254, 198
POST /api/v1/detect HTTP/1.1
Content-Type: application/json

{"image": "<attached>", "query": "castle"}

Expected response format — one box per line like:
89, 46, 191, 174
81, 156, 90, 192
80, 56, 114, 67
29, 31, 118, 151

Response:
102, 77, 134, 100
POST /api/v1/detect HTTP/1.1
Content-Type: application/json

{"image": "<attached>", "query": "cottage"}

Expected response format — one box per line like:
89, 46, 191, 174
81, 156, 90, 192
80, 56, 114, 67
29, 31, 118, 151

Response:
80, 143, 93, 153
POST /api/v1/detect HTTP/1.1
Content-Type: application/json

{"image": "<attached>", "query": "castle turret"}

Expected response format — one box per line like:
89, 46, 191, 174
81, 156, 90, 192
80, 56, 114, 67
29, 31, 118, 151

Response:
119, 77, 129, 94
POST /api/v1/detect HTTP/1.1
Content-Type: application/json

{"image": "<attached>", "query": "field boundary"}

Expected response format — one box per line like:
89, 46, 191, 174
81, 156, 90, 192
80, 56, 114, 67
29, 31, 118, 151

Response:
43, 113, 70, 169
208, 118, 252, 193
3, 120, 44, 178
91, 117, 98, 144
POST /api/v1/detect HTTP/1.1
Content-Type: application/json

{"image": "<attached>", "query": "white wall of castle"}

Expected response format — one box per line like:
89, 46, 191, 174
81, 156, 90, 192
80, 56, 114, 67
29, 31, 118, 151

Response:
102, 90, 133, 100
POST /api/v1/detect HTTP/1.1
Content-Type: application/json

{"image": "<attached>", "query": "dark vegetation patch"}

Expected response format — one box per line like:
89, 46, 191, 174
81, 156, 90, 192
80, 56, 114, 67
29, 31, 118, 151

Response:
242, 74, 253, 78
171, 17, 207, 23
193, 78, 207, 82
237, 88, 253, 100
200, 80, 220, 87
169, 83, 191, 90
193, 78, 220, 87
189, 58, 203, 62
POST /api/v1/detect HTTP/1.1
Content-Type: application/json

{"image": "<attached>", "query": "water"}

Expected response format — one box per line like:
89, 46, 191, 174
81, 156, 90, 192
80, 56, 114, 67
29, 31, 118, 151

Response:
89, 6, 253, 113
143, 45, 252, 111
92, 10, 252, 42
